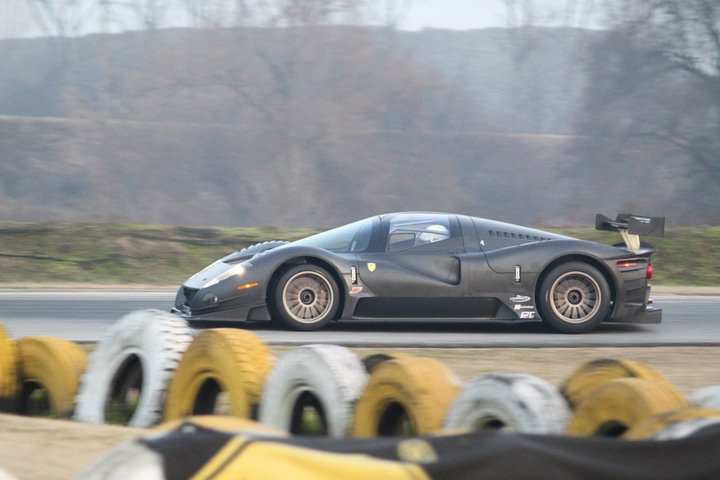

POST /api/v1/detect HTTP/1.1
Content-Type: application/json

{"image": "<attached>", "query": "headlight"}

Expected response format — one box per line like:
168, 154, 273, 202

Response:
187, 259, 223, 285
202, 263, 247, 289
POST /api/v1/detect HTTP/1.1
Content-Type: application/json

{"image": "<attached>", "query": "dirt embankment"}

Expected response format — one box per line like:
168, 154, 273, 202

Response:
0, 414, 145, 479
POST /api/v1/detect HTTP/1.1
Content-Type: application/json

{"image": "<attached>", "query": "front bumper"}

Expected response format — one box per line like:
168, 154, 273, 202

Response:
172, 283, 272, 322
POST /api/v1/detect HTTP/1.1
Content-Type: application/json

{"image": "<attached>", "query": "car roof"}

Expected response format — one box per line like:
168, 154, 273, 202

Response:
374, 212, 566, 240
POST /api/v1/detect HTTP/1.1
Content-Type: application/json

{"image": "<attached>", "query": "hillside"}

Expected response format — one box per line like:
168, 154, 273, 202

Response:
0, 26, 713, 227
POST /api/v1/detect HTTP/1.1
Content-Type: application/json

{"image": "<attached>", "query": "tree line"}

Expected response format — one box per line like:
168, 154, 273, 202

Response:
0, 0, 717, 226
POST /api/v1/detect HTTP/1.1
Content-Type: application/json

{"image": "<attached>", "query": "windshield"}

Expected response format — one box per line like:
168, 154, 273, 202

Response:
293, 218, 373, 253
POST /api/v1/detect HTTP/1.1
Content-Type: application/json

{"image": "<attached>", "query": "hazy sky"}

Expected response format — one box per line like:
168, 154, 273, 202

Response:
394, 0, 508, 30
0, 0, 601, 39
399, 0, 599, 30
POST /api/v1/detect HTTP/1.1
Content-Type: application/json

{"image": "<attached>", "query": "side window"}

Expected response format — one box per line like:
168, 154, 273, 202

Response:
349, 220, 373, 252
387, 214, 459, 252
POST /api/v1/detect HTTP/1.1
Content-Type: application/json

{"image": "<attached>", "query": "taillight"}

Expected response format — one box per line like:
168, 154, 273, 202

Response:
617, 261, 639, 269
647, 262, 653, 280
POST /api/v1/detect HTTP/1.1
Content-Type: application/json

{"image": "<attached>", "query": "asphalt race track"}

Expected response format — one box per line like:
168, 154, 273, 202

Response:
0, 291, 718, 347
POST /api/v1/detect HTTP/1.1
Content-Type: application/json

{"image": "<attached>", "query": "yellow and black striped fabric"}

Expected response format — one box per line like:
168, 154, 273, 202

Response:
136, 421, 720, 480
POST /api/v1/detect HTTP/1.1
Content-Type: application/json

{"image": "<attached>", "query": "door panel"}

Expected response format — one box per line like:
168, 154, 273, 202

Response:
357, 252, 463, 297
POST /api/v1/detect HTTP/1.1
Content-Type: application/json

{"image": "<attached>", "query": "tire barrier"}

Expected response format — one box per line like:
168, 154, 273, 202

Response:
0, 322, 18, 411
164, 329, 274, 421
15, 336, 88, 417
158, 415, 287, 436
566, 377, 690, 437
76, 418, 720, 480
74, 310, 194, 427
689, 385, 720, 409
561, 358, 669, 409
443, 373, 570, 434
362, 352, 415, 374
353, 356, 460, 437
624, 407, 720, 440
258, 344, 368, 437
9, 305, 720, 477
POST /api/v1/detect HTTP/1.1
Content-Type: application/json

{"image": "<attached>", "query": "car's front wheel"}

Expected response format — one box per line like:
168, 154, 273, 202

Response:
538, 262, 611, 334
273, 265, 340, 331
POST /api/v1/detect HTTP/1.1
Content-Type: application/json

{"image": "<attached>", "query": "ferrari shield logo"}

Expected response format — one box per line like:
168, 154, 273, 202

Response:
367, 262, 376, 272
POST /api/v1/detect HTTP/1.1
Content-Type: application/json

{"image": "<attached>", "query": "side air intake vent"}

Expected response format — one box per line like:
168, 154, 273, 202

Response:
488, 230, 551, 241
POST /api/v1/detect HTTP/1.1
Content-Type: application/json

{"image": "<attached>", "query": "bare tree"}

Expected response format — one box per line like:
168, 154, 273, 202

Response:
571, 0, 720, 222
500, 0, 601, 28
380, 0, 415, 28
611, 2, 720, 184
495, 0, 599, 133
25, 0, 182, 35
26, 0, 97, 36
179, 0, 370, 28
99, 0, 176, 30
180, 0, 245, 27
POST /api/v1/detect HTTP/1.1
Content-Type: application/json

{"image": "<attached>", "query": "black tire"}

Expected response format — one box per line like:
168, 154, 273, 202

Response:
272, 265, 340, 331
538, 262, 611, 334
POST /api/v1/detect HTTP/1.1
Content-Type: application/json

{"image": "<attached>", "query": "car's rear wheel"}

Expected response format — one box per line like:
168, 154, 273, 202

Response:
273, 265, 339, 331
538, 262, 611, 334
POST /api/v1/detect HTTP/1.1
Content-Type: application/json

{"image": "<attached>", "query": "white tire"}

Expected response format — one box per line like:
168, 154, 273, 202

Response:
259, 344, 367, 437
624, 407, 720, 440
74, 310, 194, 427
76, 442, 164, 480
444, 373, 571, 434
690, 385, 720, 409
0, 469, 17, 480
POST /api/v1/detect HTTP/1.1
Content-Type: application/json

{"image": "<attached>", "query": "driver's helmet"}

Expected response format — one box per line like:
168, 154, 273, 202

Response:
416, 224, 450, 245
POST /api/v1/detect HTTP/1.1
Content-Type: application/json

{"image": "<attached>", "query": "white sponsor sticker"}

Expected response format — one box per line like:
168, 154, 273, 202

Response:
514, 304, 534, 311
510, 295, 531, 303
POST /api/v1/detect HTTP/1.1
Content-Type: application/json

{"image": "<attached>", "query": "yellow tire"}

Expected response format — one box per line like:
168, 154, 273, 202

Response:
561, 358, 669, 409
0, 322, 18, 411
566, 377, 689, 437
164, 329, 274, 421
16, 336, 88, 417
352, 356, 460, 437
624, 407, 720, 440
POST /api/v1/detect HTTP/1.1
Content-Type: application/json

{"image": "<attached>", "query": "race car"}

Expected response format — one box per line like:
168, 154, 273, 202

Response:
171, 212, 664, 333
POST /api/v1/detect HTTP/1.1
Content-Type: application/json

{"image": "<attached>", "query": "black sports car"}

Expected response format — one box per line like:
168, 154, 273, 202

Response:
172, 212, 664, 333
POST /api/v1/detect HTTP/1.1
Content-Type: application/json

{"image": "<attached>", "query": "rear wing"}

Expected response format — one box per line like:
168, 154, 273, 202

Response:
595, 213, 665, 253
